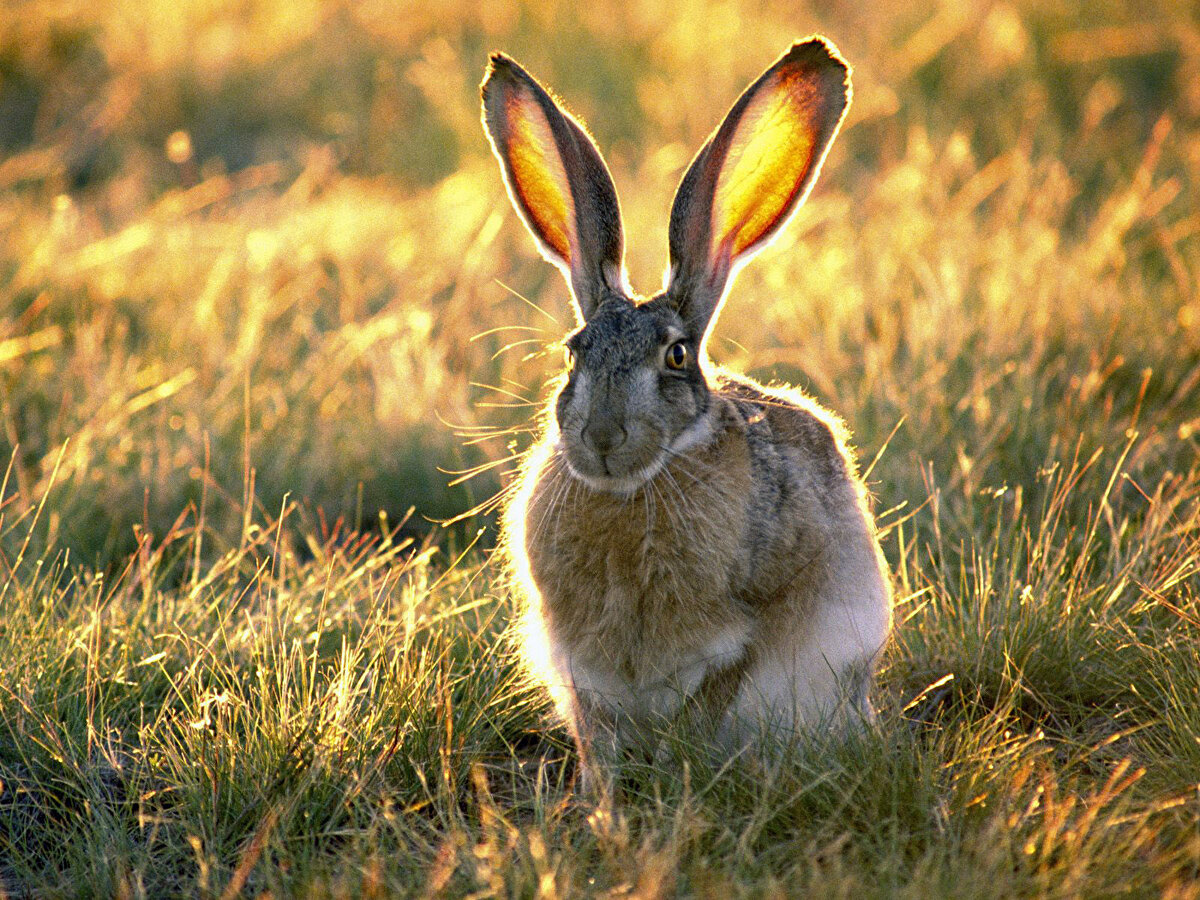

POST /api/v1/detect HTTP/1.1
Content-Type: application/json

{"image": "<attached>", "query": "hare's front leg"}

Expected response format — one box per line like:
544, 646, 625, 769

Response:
565, 685, 626, 794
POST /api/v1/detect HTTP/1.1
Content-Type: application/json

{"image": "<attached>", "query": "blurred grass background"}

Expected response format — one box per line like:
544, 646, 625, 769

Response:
1, 1, 1199, 895
2, 0, 1197, 562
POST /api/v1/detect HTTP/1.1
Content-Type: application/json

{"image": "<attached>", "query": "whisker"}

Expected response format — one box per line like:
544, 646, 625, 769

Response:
531, 458, 570, 543
470, 324, 550, 342
495, 278, 563, 326
643, 473, 656, 535
470, 380, 537, 404
492, 338, 548, 361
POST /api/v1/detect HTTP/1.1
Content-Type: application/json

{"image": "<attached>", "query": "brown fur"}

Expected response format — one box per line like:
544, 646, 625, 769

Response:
522, 398, 755, 683
484, 39, 893, 780
514, 374, 862, 653
505, 372, 881, 733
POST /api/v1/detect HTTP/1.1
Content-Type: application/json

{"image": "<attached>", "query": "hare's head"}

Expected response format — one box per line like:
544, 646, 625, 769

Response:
482, 39, 850, 492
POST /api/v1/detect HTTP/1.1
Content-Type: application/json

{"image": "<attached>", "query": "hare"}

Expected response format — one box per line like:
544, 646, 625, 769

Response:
481, 38, 892, 781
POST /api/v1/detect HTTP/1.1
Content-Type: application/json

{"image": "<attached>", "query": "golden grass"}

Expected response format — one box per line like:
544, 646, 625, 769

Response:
0, 0, 1197, 895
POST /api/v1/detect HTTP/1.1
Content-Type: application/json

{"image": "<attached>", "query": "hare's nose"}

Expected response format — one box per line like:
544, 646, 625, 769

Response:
582, 421, 627, 458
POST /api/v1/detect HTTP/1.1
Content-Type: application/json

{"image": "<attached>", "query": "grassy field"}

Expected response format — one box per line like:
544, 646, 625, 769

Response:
1, 0, 1199, 895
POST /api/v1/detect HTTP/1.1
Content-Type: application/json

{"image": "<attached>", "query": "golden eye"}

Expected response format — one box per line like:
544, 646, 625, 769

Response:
665, 341, 688, 370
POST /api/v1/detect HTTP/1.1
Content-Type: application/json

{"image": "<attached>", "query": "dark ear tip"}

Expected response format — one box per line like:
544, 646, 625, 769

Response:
779, 36, 852, 109
482, 52, 526, 96
785, 36, 850, 78
487, 51, 516, 73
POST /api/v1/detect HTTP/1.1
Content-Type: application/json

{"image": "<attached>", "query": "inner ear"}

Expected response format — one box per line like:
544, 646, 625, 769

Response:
710, 48, 848, 262
666, 38, 851, 338
481, 54, 628, 321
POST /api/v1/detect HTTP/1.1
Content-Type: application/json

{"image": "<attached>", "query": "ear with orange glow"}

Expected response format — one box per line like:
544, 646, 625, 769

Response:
667, 38, 850, 338
481, 54, 626, 321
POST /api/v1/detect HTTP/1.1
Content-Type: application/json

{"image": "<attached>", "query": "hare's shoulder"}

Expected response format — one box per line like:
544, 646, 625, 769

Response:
713, 371, 855, 483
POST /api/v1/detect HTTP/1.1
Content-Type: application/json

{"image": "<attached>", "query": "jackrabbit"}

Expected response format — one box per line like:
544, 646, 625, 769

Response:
481, 37, 892, 781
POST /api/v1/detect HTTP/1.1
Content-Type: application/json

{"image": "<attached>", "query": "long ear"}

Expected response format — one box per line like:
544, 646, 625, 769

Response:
481, 54, 627, 321
666, 38, 850, 341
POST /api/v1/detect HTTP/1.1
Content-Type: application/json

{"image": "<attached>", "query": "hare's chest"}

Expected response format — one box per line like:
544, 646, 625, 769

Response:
558, 619, 751, 727
533, 503, 749, 692
534, 494, 734, 616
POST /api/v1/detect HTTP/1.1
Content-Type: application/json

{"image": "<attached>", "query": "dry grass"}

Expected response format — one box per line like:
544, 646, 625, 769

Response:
1, 0, 1198, 895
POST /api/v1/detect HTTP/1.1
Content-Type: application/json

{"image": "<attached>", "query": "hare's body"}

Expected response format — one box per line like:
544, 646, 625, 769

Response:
482, 37, 892, 776
508, 375, 889, 756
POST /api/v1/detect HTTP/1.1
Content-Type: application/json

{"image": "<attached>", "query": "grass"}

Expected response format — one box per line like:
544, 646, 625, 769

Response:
1, 0, 1199, 895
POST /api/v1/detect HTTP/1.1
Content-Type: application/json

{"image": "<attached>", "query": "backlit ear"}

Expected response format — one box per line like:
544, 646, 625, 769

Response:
481, 54, 627, 321
667, 38, 850, 340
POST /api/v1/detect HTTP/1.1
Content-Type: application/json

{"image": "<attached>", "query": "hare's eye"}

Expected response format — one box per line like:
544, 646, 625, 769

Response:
664, 341, 688, 370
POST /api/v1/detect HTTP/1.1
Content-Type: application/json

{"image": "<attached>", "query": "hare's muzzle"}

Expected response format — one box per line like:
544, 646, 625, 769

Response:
582, 418, 627, 461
